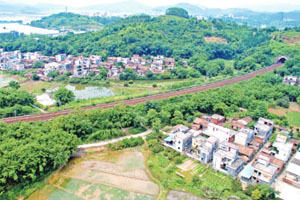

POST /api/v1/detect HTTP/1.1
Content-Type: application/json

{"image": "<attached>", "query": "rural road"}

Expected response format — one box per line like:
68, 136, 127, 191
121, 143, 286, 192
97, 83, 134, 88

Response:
77, 129, 152, 150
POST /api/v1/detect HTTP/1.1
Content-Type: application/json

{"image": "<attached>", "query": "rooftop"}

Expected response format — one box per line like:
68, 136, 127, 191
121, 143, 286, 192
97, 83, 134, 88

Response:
240, 166, 254, 179
253, 161, 277, 175
255, 123, 272, 132
211, 114, 225, 120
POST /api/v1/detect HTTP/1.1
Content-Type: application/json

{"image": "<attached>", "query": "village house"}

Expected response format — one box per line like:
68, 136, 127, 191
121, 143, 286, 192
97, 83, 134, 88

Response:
188, 135, 219, 164
236, 145, 255, 163
191, 117, 209, 130
254, 118, 274, 143
44, 62, 64, 76
164, 130, 193, 153
251, 154, 279, 185
203, 123, 237, 143
283, 76, 300, 86
283, 151, 300, 187
212, 141, 244, 177
210, 114, 226, 125
272, 134, 293, 162
55, 54, 67, 62
248, 136, 264, 152
234, 128, 254, 147
169, 124, 190, 134
230, 116, 252, 130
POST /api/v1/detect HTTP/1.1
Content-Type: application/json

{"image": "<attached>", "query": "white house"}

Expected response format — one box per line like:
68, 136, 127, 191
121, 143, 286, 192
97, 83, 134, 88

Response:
203, 123, 236, 143
254, 118, 274, 143
235, 128, 254, 146
272, 135, 293, 162
164, 130, 193, 153
212, 142, 244, 177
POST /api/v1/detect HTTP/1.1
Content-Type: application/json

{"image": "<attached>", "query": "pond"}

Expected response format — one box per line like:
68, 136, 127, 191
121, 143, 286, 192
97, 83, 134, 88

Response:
65, 85, 114, 100
0, 74, 13, 88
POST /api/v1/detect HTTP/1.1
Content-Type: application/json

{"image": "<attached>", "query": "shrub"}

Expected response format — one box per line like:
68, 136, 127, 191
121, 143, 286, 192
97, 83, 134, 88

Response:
124, 82, 129, 87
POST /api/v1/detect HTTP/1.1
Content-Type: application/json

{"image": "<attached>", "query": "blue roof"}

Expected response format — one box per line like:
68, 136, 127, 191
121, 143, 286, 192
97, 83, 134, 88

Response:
240, 166, 253, 179
164, 135, 174, 142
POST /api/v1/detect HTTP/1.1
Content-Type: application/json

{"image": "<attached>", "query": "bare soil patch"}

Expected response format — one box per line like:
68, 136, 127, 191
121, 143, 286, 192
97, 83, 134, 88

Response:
178, 160, 197, 171
204, 36, 228, 44
167, 190, 201, 200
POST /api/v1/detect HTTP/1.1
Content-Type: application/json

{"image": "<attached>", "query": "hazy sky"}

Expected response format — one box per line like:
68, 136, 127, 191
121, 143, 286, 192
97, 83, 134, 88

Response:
4, 0, 300, 10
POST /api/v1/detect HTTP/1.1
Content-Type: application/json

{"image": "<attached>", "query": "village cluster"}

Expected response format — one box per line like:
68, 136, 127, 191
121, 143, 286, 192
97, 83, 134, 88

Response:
0, 49, 176, 80
163, 114, 300, 188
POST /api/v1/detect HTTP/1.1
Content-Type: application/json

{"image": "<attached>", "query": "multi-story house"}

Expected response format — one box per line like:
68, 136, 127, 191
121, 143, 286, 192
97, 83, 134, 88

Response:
164, 130, 193, 153
283, 76, 300, 86
212, 142, 244, 177
272, 135, 293, 162
284, 152, 300, 188
254, 118, 274, 143
203, 123, 237, 143
188, 135, 218, 164
251, 155, 279, 185
234, 128, 254, 147
55, 54, 67, 62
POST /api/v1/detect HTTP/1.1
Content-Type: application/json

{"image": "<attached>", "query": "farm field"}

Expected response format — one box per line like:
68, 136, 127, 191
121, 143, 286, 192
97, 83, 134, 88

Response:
27, 148, 158, 200
147, 150, 247, 199
268, 102, 300, 127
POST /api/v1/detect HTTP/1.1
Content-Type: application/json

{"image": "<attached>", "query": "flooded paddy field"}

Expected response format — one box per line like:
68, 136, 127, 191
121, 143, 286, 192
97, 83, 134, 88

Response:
27, 148, 158, 200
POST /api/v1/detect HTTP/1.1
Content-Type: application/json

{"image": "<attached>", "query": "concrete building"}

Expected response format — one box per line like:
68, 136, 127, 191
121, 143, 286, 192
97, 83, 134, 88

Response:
164, 130, 193, 153
212, 142, 244, 177
283, 152, 300, 187
234, 128, 254, 146
188, 135, 218, 164
254, 118, 274, 143
251, 155, 278, 185
203, 123, 237, 143
272, 135, 293, 162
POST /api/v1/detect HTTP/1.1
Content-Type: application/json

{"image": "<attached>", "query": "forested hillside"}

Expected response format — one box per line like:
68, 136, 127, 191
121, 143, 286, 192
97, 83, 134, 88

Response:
2, 15, 271, 60
29, 12, 121, 31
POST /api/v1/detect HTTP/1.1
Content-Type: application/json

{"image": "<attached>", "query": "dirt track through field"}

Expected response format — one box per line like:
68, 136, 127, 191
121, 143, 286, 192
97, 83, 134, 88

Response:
1, 63, 283, 124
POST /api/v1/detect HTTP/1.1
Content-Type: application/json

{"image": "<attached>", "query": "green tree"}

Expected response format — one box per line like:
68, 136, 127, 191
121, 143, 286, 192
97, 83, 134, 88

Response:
33, 60, 44, 68
8, 81, 20, 90
166, 7, 189, 18
32, 74, 39, 81
152, 118, 162, 133
54, 87, 75, 106
251, 189, 262, 200
47, 70, 60, 78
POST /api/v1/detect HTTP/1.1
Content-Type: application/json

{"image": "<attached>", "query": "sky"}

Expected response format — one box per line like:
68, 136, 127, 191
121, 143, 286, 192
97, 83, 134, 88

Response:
4, 0, 300, 11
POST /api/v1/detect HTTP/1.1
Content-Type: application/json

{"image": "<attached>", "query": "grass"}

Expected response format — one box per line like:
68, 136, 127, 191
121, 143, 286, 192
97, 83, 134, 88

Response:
129, 127, 147, 135
268, 102, 300, 127
287, 112, 300, 127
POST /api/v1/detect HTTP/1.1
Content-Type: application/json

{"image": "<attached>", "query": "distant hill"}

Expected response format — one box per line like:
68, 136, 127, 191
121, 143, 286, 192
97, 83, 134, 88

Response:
154, 3, 205, 15
0, 1, 64, 14
83, 0, 151, 13
152, 3, 300, 28
30, 12, 121, 31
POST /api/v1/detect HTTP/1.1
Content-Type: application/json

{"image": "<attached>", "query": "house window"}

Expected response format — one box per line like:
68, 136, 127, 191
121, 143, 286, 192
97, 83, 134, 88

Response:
178, 147, 180, 150
178, 141, 181, 144
258, 172, 261, 176
254, 170, 258, 173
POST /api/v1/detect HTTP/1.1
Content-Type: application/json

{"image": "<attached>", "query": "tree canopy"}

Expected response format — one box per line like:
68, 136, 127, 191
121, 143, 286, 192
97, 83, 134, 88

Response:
166, 7, 189, 18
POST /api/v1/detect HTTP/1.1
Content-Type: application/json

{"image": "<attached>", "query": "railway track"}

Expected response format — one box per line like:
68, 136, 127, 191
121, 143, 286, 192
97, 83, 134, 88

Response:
1, 63, 283, 124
